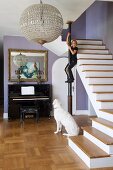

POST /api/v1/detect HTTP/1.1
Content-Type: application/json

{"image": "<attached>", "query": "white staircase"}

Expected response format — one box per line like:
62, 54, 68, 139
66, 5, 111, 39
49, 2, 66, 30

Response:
68, 39, 113, 168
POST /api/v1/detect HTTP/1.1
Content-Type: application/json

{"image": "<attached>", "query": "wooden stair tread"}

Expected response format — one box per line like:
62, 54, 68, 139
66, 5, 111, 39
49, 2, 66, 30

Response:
100, 109, 113, 115
70, 135, 110, 158
91, 117, 113, 130
79, 48, 108, 50
93, 92, 113, 94
89, 84, 113, 86
78, 58, 112, 60
82, 126, 113, 145
78, 53, 111, 55
82, 70, 113, 72
77, 39, 102, 41
97, 99, 113, 102
80, 64, 113, 66
78, 44, 104, 46
86, 77, 113, 78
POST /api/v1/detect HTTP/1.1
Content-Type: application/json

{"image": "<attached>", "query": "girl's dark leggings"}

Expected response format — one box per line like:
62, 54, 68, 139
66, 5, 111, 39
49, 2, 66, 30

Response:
65, 59, 77, 81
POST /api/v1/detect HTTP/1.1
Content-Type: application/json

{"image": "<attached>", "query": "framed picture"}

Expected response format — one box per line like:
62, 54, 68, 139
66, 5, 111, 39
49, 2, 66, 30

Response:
8, 49, 48, 82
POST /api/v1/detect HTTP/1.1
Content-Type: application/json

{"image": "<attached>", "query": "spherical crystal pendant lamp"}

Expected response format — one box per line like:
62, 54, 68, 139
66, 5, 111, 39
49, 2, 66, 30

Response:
19, 0, 63, 45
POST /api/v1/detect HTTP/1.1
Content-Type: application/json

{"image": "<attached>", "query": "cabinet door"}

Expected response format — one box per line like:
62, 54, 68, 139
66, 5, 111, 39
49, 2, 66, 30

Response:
8, 102, 20, 119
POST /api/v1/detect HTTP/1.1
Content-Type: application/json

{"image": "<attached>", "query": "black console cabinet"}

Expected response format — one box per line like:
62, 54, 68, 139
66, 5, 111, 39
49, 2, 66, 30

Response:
8, 84, 52, 120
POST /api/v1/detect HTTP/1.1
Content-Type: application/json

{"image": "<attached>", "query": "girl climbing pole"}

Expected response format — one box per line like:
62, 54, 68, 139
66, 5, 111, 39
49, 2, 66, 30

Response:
65, 32, 78, 83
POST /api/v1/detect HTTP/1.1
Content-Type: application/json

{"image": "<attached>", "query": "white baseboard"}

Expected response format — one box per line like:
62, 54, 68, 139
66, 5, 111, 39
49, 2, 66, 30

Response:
3, 113, 8, 119
73, 110, 89, 115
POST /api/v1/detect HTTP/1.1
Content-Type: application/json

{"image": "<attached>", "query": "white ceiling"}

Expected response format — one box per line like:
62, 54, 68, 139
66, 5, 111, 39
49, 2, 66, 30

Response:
0, 0, 112, 43
0, 0, 96, 40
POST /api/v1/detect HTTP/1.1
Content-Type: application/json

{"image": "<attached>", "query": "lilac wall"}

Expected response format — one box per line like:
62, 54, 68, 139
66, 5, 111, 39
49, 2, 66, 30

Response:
76, 72, 88, 110
71, 12, 86, 40
3, 36, 58, 113
105, 2, 113, 54
62, 11, 86, 41
86, 0, 113, 56
86, 1, 108, 41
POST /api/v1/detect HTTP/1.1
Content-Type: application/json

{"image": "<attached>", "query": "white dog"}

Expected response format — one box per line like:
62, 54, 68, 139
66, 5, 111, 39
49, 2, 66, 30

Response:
53, 99, 79, 136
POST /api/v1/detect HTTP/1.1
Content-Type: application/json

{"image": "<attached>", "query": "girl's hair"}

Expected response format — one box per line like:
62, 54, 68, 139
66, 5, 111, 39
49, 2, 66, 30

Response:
71, 39, 77, 45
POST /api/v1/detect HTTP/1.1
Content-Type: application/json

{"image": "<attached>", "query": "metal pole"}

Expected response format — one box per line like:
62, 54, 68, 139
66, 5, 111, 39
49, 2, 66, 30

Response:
67, 21, 73, 115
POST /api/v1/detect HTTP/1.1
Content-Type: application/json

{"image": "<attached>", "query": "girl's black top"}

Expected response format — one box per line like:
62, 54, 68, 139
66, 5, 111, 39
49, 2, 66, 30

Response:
70, 46, 78, 61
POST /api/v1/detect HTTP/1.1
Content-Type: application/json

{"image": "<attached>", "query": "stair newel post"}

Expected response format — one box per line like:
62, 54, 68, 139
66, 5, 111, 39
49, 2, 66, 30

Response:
67, 21, 73, 115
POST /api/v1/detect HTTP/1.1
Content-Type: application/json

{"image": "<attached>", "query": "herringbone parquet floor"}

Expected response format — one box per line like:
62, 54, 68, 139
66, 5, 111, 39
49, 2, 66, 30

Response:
0, 117, 113, 170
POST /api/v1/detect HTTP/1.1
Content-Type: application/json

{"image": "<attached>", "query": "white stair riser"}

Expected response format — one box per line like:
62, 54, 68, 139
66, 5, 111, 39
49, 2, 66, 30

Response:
68, 138, 113, 169
68, 138, 90, 168
98, 102, 113, 109
77, 40, 103, 45
78, 60, 113, 65
77, 54, 112, 59
87, 78, 113, 84
78, 45, 106, 49
83, 131, 113, 154
98, 111, 113, 123
90, 86, 113, 92
78, 49, 109, 54
81, 65, 113, 71
84, 72, 113, 77
90, 156, 113, 169
92, 121, 113, 137
96, 94, 113, 100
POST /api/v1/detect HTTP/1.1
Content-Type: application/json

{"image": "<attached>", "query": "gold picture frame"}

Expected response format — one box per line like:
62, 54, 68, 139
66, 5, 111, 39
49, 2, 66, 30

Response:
8, 49, 48, 82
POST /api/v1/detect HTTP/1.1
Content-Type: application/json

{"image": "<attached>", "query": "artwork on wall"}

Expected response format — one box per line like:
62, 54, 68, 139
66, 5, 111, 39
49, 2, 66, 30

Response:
8, 49, 48, 82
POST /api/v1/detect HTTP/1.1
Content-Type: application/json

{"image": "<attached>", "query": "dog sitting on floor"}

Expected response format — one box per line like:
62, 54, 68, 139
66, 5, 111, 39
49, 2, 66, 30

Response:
53, 99, 79, 136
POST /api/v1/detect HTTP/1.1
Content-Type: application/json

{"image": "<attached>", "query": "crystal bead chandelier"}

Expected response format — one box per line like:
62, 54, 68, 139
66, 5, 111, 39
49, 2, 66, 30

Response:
19, 0, 63, 45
